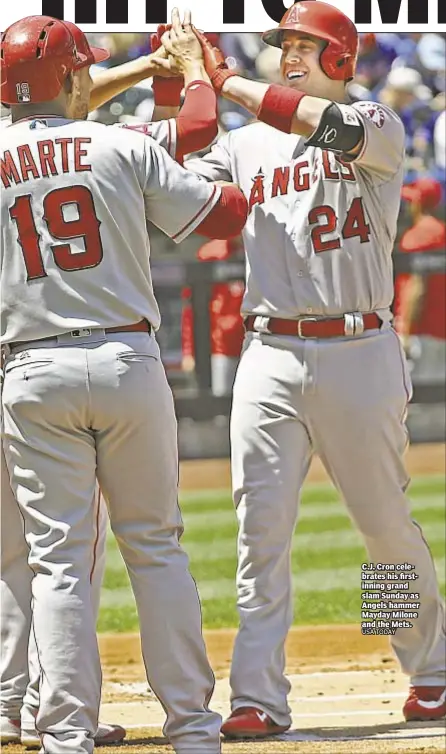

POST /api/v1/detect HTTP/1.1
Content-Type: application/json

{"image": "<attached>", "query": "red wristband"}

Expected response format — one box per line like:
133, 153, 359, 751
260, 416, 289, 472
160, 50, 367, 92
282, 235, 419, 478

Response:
210, 68, 238, 94
257, 84, 307, 134
152, 76, 184, 106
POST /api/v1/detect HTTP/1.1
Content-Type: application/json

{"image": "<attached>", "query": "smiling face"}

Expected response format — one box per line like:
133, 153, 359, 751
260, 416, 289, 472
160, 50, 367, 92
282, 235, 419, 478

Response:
280, 30, 345, 100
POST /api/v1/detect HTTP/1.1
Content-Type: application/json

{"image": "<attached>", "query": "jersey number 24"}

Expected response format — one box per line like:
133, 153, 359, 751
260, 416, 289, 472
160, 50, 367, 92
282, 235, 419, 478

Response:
9, 185, 103, 281
309, 197, 370, 253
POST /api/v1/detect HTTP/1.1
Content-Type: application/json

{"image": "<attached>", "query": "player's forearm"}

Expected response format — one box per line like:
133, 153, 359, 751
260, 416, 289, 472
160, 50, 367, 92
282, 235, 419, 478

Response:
152, 105, 180, 121
221, 77, 330, 136
220, 76, 272, 119
184, 62, 211, 89
89, 55, 162, 111
152, 65, 210, 125
176, 81, 218, 160
221, 77, 359, 145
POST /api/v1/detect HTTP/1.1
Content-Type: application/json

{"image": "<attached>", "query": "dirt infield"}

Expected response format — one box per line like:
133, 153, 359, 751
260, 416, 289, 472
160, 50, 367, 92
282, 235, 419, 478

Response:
4, 628, 444, 753
6, 626, 444, 753
81, 628, 446, 753
179, 442, 445, 490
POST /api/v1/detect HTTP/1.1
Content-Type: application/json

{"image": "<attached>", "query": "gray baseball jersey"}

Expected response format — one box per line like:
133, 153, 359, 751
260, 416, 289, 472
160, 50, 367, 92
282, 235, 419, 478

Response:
1, 116, 218, 343
186, 101, 405, 320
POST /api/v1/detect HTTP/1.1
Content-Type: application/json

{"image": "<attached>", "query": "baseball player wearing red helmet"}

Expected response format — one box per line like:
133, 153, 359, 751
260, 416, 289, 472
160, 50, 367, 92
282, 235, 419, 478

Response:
1, 11, 248, 753
1, 13, 225, 747
183, 1, 446, 738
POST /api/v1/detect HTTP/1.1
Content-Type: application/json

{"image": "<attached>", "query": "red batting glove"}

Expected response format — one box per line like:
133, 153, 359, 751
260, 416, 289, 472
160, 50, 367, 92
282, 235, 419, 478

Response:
193, 28, 238, 93
150, 24, 184, 107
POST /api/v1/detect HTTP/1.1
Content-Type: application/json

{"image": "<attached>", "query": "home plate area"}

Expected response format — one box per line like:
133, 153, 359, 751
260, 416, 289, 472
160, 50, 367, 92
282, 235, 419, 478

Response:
100, 668, 445, 754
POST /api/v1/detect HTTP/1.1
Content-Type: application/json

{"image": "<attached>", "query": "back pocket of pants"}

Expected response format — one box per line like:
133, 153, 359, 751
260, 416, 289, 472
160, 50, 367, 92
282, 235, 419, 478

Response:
116, 352, 158, 362
4, 355, 54, 375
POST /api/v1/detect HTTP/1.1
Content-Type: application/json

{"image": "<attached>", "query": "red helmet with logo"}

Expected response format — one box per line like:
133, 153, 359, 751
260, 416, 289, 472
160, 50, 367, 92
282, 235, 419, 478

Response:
262, 1, 358, 82
0, 15, 109, 104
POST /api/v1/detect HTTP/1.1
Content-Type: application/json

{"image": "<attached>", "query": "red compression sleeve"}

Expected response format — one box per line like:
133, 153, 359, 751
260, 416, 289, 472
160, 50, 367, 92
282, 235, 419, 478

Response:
196, 185, 248, 240
257, 84, 307, 134
152, 77, 184, 106
176, 81, 218, 159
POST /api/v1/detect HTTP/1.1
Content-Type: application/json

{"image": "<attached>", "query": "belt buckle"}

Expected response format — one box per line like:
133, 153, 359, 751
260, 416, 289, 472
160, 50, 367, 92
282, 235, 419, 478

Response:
344, 313, 364, 337
297, 317, 318, 339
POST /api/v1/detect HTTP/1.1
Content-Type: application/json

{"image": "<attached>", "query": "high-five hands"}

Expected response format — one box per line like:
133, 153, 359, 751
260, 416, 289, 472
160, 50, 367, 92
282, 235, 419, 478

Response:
160, 8, 206, 76
150, 21, 184, 105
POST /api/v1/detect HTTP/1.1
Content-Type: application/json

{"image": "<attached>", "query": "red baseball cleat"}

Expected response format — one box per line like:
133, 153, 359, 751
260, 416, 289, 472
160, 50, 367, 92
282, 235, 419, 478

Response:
403, 686, 446, 721
221, 706, 290, 739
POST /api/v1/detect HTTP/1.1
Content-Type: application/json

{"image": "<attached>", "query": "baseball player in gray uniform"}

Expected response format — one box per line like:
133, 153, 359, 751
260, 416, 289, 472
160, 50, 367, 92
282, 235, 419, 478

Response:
0, 12, 221, 748
0, 14, 247, 754
184, 1, 446, 738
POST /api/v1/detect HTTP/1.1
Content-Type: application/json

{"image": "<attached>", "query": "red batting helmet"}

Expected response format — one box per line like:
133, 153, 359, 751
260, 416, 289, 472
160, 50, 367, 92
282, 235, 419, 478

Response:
0, 15, 109, 105
63, 20, 109, 67
262, 1, 358, 82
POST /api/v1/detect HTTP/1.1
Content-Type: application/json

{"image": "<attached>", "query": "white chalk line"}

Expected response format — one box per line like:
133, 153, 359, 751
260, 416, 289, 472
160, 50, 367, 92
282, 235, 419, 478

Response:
291, 669, 395, 678
106, 669, 394, 692
293, 692, 407, 702
106, 690, 408, 703
116, 722, 446, 742
103, 672, 445, 741
101, 704, 408, 719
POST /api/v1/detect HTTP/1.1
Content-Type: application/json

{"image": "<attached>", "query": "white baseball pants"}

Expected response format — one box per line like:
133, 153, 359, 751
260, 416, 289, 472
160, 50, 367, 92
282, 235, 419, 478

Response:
229, 326, 446, 728
2, 329, 221, 754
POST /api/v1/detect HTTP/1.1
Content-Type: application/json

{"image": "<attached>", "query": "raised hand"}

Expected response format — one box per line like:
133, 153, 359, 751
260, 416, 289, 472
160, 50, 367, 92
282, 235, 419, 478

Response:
161, 8, 205, 76
149, 22, 184, 105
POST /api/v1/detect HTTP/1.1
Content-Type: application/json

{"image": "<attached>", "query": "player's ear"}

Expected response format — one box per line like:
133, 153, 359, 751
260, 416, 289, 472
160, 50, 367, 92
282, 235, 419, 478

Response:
63, 71, 75, 96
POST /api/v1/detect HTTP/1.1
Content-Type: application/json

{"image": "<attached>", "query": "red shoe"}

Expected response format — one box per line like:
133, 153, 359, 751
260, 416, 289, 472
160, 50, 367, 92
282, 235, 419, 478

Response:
221, 706, 290, 739
403, 686, 446, 721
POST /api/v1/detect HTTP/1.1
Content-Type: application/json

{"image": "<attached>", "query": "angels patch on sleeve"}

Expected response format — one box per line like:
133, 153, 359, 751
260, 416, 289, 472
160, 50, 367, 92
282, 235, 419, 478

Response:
355, 102, 386, 129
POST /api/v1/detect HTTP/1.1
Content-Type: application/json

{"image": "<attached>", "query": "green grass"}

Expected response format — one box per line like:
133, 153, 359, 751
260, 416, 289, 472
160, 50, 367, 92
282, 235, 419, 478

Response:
97, 474, 446, 632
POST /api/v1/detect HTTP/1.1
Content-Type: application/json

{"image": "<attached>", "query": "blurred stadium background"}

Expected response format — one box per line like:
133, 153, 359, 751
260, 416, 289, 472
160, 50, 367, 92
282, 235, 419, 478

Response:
40, 31, 446, 455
